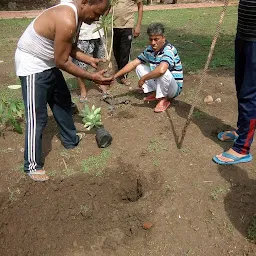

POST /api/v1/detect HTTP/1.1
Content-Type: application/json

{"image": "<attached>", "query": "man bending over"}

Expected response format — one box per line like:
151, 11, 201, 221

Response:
15, 0, 112, 181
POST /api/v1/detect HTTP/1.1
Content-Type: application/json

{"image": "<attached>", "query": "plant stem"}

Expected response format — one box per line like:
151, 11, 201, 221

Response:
108, 7, 115, 62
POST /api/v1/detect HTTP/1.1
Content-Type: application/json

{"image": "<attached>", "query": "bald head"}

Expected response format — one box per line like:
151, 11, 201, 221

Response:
79, 0, 110, 24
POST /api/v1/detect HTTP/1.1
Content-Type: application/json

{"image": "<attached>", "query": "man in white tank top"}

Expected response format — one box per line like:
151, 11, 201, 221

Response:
15, 0, 111, 181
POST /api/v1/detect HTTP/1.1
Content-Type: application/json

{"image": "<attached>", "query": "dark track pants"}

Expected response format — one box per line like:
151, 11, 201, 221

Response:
113, 28, 133, 78
20, 68, 79, 173
232, 37, 256, 154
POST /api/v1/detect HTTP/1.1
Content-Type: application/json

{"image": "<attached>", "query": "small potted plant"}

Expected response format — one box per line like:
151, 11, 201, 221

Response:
80, 104, 112, 148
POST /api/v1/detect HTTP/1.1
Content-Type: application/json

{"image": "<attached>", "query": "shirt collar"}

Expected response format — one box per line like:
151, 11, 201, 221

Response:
151, 40, 169, 56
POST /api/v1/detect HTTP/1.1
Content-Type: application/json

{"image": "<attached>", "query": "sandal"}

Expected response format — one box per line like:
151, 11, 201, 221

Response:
217, 131, 238, 142
144, 93, 157, 102
118, 78, 131, 86
27, 170, 49, 182
213, 152, 252, 165
154, 100, 171, 113
79, 95, 89, 103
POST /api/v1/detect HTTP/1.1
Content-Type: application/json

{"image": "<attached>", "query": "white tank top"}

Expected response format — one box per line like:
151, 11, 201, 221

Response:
15, 3, 80, 76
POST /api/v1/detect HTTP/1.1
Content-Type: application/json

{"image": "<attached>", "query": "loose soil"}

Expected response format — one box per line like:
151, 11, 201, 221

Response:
1, 2, 256, 256
1, 67, 256, 255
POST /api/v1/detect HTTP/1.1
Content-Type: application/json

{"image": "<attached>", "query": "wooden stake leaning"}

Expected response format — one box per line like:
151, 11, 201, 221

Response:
178, 0, 230, 149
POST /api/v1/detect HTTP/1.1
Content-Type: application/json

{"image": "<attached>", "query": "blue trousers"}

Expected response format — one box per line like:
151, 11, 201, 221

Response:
232, 37, 256, 154
20, 68, 79, 173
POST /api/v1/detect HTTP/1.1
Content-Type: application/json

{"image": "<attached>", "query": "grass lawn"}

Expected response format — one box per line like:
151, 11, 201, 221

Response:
133, 6, 237, 71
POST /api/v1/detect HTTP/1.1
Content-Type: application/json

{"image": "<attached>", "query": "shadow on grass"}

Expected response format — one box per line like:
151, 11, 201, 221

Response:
217, 164, 256, 239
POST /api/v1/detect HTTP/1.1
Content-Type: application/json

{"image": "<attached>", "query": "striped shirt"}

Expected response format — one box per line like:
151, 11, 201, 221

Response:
237, 0, 256, 41
137, 42, 183, 88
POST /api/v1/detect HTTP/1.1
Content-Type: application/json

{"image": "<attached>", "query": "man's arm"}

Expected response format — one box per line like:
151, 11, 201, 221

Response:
70, 46, 100, 69
133, 1, 143, 38
138, 62, 169, 87
54, 17, 112, 84
114, 59, 141, 79
54, 18, 95, 78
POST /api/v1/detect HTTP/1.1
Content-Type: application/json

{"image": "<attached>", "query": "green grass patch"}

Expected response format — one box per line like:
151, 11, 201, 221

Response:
247, 216, 256, 242
0, 6, 237, 98
81, 149, 111, 175
134, 6, 237, 72
0, 18, 32, 61
147, 139, 168, 153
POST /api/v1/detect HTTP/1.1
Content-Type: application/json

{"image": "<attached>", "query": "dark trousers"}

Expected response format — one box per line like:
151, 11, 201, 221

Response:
20, 68, 79, 172
113, 28, 133, 78
232, 37, 256, 154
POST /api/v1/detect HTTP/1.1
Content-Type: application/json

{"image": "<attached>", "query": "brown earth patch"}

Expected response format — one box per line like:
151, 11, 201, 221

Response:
0, 162, 165, 256
0, 69, 256, 255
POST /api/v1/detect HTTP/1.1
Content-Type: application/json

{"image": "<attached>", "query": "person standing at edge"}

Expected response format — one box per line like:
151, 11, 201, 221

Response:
15, 0, 112, 181
213, 0, 256, 165
113, 0, 143, 86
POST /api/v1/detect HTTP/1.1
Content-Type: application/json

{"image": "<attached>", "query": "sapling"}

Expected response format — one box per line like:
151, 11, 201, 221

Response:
94, 0, 118, 76
80, 104, 112, 148
80, 104, 103, 131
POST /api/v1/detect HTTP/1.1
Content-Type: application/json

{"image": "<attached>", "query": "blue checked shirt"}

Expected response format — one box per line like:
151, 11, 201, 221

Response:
137, 41, 183, 89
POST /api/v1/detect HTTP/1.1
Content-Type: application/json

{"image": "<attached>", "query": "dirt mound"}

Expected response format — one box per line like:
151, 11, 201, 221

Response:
0, 161, 163, 256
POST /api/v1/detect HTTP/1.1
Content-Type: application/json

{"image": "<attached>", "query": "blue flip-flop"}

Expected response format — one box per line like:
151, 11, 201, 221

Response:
213, 152, 252, 165
217, 131, 238, 142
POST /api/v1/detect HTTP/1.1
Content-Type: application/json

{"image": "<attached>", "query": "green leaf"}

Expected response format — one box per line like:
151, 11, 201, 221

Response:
95, 114, 101, 122
82, 117, 88, 124
16, 111, 23, 118
89, 114, 94, 119
83, 104, 91, 115
0, 101, 3, 114
10, 102, 17, 113
92, 105, 95, 112
94, 107, 101, 115
96, 122, 103, 127
10, 118, 23, 134
85, 121, 93, 126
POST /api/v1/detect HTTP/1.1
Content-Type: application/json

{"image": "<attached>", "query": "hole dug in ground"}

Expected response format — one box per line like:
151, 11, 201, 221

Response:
0, 162, 163, 256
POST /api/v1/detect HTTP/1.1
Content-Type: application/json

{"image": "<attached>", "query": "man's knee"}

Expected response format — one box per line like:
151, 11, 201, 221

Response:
136, 64, 149, 77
